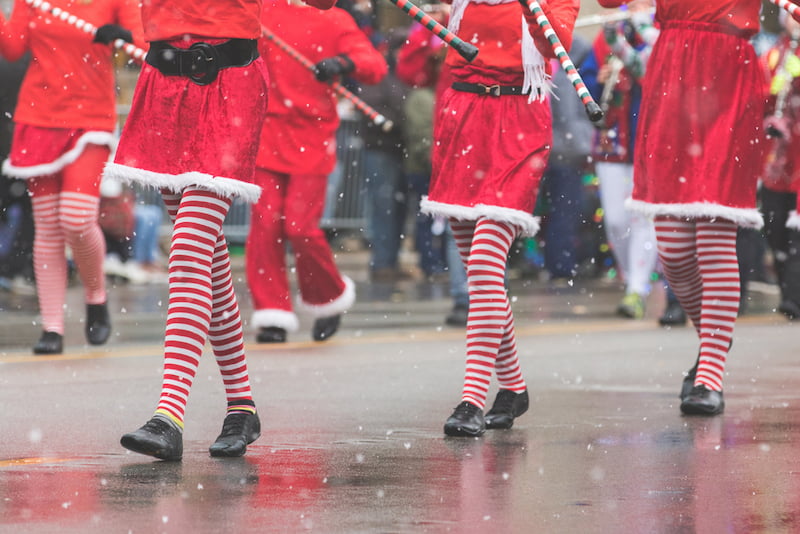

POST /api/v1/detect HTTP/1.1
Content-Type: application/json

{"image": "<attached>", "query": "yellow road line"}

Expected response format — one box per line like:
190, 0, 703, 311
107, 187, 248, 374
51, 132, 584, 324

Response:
0, 314, 783, 364
0, 457, 77, 467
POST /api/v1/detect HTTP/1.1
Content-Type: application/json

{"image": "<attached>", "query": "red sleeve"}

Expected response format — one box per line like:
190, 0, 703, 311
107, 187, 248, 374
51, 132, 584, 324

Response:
303, 0, 336, 9
597, 0, 628, 7
0, 0, 31, 62
116, 0, 147, 56
523, 0, 580, 60
334, 12, 387, 84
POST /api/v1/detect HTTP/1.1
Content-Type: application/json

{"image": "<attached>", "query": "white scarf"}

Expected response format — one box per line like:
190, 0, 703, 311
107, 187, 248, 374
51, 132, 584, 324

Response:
448, 0, 549, 103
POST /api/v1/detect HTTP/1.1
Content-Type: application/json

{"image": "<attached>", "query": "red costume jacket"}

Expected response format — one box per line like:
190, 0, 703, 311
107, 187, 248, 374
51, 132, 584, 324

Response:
0, 0, 144, 131
256, 0, 387, 175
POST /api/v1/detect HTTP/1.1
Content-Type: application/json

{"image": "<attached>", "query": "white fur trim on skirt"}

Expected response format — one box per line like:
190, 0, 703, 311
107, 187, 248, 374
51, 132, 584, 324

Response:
295, 275, 356, 318
626, 199, 764, 229
103, 162, 262, 204
420, 198, 540, 237
251, 309, 300, 332
2, 131, 116, 179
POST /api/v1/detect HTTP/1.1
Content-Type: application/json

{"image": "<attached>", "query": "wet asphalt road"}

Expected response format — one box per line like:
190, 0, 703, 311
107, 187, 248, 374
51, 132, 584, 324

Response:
1, 270, 799, 533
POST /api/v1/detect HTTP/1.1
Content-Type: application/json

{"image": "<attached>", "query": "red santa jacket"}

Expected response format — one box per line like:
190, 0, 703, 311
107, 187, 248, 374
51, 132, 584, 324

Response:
0, 0, 144, 131
256, 0, 387, 175
140, 0, 334, 42
442, 0, 579, 85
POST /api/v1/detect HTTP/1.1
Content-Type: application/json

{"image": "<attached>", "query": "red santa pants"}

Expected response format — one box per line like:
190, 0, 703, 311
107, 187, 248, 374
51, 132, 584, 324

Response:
246, 168, 348, 328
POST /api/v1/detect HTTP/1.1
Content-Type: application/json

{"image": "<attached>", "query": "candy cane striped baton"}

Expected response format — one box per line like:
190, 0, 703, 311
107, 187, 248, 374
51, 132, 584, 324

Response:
262, 27, 393, 132
24, 0, 147, 62
770, 0, 800, 21
384, 0, 479, 62
522, 0, 603, 122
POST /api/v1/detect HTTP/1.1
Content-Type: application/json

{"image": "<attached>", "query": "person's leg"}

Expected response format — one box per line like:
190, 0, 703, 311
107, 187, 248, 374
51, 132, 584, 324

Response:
285, 172, 353, 341
60, 144, 111, 345
444, 221, 469, 326
444, 219, 526, 437
121, 188, 234, 460
364, 150, 405, 277
28, 175, 68, 353
655, 217, 737, 414
206, 222, 260, 456
654, 217, 703, 331
132, 204, 164, 265
692, 220, 739, 391
541, 163, 582, 279
245, 169, 297, 341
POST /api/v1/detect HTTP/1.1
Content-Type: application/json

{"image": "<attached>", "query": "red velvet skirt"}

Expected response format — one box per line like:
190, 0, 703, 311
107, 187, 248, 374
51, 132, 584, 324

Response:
3, 125, 114, 179
630, 20, 765, 228
424, 87, 551, 237
107, 39, 270, 204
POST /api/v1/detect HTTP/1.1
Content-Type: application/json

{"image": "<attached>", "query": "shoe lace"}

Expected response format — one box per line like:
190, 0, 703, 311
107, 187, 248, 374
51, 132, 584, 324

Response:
219, 413, 250, 436
488, 390, 516, 414
143, 417, 175, 434
452, 401, 479, 417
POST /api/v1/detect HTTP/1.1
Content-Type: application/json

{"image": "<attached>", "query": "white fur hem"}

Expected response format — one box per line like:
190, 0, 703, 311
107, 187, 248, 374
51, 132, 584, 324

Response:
2, 131, 116, 179
420, 198, 540, 237
251, 309, 300, 332
787, 210, 800, 230
103, 162, 262, 204
626, 199, 764, 229
295, 275, 356, 318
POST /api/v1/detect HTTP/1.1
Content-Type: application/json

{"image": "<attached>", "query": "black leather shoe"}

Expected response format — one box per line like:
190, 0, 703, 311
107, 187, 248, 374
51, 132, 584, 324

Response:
485, 389, 529, 429
312, 315, 340, 341
680, 385, 725, 416
778, 300, 800, 320
209, 412, 261, 457
256, 327, 287, 343
86, 302, 111, 345
444, 401, 486, 437
121, 417, 183, 461
659, 300, 687, 326
445, 304, 468, 327
33, 331, 63, 355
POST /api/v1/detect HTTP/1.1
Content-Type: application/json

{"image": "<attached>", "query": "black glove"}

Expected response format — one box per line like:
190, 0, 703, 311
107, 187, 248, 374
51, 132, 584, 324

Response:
313, 55, 355, 82
93, 24, 133, 45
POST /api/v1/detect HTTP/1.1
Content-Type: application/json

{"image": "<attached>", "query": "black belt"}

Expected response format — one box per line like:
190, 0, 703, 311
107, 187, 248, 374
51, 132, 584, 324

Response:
451, 82, 529, 97
146, 38, 259, 86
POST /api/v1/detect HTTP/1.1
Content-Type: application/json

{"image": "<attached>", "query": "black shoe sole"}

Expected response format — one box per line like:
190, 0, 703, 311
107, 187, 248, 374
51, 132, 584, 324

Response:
120, 435, 182, 461
679, 401, 725, 416
208, 431, 261, 458
443, 425, 485, 437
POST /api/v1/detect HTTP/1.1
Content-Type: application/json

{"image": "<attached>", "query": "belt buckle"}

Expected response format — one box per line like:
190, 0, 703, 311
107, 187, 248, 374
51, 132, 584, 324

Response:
479, 84, 501, 97
187, 42, 220, 86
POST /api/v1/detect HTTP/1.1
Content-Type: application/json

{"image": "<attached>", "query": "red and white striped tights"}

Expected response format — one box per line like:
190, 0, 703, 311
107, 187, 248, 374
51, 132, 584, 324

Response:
28, 145, 108, 335
654, 217, 740, 392
450, 218, 527, 409
157, 188, 254, 428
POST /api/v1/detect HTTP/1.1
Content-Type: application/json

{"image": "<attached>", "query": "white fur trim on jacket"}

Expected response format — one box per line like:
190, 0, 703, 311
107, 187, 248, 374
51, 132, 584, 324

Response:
103, 162, 262, 204
251, 309, 300, 332
295, 275, 356, 318
420, 198, 540, 237
787, 210, 800, 230
626, 199, 764, 229
2, 131, 116, 179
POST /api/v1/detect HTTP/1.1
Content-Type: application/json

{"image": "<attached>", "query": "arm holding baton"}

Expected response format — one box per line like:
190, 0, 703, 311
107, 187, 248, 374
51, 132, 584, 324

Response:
520, 0, 603, 122
262, 27, 394, 132
25, 0, 147, 62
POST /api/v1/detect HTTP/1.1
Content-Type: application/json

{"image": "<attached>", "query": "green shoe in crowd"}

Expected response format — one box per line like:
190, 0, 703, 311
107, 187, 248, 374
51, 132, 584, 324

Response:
617, 293, 646, 319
